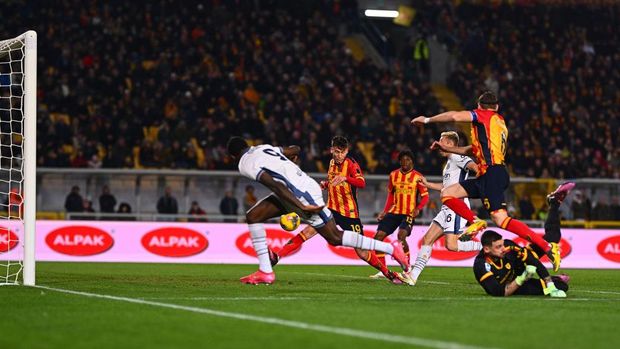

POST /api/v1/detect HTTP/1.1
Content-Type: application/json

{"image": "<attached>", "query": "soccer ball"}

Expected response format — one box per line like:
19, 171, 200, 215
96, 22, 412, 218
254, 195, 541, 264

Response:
279, 212, 301, 231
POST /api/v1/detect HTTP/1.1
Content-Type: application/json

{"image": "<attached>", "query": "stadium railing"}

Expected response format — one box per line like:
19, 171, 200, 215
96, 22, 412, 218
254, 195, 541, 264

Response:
36, 168, 620, 228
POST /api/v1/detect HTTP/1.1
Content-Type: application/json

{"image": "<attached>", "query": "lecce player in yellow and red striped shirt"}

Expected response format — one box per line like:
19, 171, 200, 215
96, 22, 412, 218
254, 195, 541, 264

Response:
371, 150, 429, 277
276, 136, 407, 283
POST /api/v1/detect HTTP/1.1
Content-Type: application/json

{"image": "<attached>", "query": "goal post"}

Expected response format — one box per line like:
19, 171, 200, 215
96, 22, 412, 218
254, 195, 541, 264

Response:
0, 31, 37, 286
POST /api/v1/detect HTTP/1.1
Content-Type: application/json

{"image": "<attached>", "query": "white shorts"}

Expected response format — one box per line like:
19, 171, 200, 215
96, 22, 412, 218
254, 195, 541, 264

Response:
432, 205, 467, 234
258, 177, 333, 229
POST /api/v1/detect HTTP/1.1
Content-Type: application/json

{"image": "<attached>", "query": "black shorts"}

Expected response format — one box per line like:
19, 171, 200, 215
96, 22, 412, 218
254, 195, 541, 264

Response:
331, 211, 363, 234
377, 213, 413, 236
460, 165, 509, 213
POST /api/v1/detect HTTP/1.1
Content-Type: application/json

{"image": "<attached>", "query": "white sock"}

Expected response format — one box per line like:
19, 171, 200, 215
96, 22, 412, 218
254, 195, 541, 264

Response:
248, 223, 272, 273
457, 240, 482, 252
411, 245, 432, 281
341, 230, 394, 254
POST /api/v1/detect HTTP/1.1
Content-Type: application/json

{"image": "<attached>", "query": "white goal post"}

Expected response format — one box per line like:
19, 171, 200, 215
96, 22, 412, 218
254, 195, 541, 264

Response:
0, 31, 37, 286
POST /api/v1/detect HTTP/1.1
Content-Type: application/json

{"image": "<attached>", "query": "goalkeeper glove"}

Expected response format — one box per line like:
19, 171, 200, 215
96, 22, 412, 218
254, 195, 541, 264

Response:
525, 265, 539, 279
544, 282, 567, 298
515, 270, 529, 286
515, 265, 537, 286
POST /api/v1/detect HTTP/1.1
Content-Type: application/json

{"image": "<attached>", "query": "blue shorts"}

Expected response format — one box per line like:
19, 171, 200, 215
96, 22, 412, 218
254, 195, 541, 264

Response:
460, 165, 509, 213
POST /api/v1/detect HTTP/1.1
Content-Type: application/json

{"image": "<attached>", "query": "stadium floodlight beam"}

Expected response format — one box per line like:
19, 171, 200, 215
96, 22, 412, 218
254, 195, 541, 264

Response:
364, 9, 399, 18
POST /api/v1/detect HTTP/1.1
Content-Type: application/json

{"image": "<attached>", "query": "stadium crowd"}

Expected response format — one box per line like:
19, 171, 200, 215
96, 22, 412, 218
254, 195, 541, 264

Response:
1, 1, 617, 180
445, 2, 620, 179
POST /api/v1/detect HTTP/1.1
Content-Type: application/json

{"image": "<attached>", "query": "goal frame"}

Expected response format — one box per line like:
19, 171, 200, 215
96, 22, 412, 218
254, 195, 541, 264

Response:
0, 31, 37, 286
23, 30, 37, 286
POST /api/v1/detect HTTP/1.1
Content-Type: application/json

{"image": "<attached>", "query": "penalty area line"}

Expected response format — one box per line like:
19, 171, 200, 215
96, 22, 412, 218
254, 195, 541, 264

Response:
33, 285, 495, 349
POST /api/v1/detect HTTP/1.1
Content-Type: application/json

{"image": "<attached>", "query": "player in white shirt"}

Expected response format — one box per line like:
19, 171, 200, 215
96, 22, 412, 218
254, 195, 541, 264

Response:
405, 131, 481, 285
227, 137, 410, 284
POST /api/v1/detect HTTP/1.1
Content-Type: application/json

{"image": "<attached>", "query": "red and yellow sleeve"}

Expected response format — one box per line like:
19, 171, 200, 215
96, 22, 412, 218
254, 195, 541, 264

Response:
383, 173, 394, 213
345, 160, 365, 188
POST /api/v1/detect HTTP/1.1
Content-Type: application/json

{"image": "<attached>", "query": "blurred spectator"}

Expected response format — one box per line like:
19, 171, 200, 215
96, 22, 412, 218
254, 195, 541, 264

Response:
116, 202, 135, 221
188, 201, 208, 222
98, 185, 117, 216
157, 186, 179, 220
81, 200, 96, 220
535, 207, 548, 221
592, 199, 613, 221
611, 197, 620, 221
4, 188, 23, 219
220, 190, 238, 223
518, 195, 535, 220
447, 3, 620, 179
64, 186, 84, 213
243, 185, 257, 212
88, 154, 102, 169
571, 191, 591, 221
1, 1, 614, 178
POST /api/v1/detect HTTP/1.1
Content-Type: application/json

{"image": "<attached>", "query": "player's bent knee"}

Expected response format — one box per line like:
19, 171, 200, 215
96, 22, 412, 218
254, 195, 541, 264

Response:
490, 211, 508, 226
245, 209, 263, 224
374, 232, 387, 241
422, 235, 434, 245
445, 241, 459, 252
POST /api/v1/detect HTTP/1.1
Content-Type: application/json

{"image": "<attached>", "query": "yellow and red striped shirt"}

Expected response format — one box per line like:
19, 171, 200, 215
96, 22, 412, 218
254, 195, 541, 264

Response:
386, 169, 428, 215
326, 157, 365, 218
470, 109, 508, 176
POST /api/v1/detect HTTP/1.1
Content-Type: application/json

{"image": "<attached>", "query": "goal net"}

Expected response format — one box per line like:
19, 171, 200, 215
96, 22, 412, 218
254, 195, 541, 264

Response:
0, 31, 36, 286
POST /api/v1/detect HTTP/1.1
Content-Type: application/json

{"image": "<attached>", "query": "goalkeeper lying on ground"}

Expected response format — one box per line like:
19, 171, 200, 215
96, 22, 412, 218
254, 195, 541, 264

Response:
472, 182, 575, 297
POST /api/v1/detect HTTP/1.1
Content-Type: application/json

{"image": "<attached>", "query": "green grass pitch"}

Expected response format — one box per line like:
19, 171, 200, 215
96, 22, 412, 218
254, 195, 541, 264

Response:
2, 263, 620, 349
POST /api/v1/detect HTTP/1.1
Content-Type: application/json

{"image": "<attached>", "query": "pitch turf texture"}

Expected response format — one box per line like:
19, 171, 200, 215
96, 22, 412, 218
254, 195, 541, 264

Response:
2, 263, 620, 349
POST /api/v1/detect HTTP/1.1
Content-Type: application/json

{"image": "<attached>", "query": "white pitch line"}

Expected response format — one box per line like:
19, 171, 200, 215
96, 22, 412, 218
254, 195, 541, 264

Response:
579, 290, 620, 295
142, 296, 617, 302
290, 272, 620, 295
142, 296, 311, 301
34, 285, 495, 349
290, 272, 451, 285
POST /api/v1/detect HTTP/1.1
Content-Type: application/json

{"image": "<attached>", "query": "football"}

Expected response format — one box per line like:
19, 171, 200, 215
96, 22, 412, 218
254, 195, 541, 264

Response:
279, 212, 301, 231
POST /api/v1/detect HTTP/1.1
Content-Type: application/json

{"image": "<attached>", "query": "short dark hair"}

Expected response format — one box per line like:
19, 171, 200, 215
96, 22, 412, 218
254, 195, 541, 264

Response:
331, 136, 349, 149
398, 149, 414, 162
481, 230, 502, 247
477, 91, 499, 109
227, 137, 249, 157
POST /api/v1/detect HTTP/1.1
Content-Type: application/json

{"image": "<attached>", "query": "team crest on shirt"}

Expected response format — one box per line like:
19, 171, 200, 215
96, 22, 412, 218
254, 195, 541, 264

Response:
485, 263, 491, 272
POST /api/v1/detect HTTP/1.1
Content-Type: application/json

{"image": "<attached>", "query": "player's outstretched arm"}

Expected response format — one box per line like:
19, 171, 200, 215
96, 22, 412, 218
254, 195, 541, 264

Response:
419, 176, 443, 191
411, 111, 473, 126
258, 171, 323, 213
430, 141, 473, 156
466, 161, 479, 175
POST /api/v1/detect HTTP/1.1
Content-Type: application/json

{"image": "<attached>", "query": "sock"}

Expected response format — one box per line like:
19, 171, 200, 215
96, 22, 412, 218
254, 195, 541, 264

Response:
405, 251, 411, 265
457, 240, 482, 251
365, 251, 390, 276
442, 197, 476, 223
503, 218, 550, 253
278, 233, 305, 258
341, 230, 394, 254
411, 245, 432, 281
544, 200, 561, 243
377, 253, 386, 268
248, 223, 273, 273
